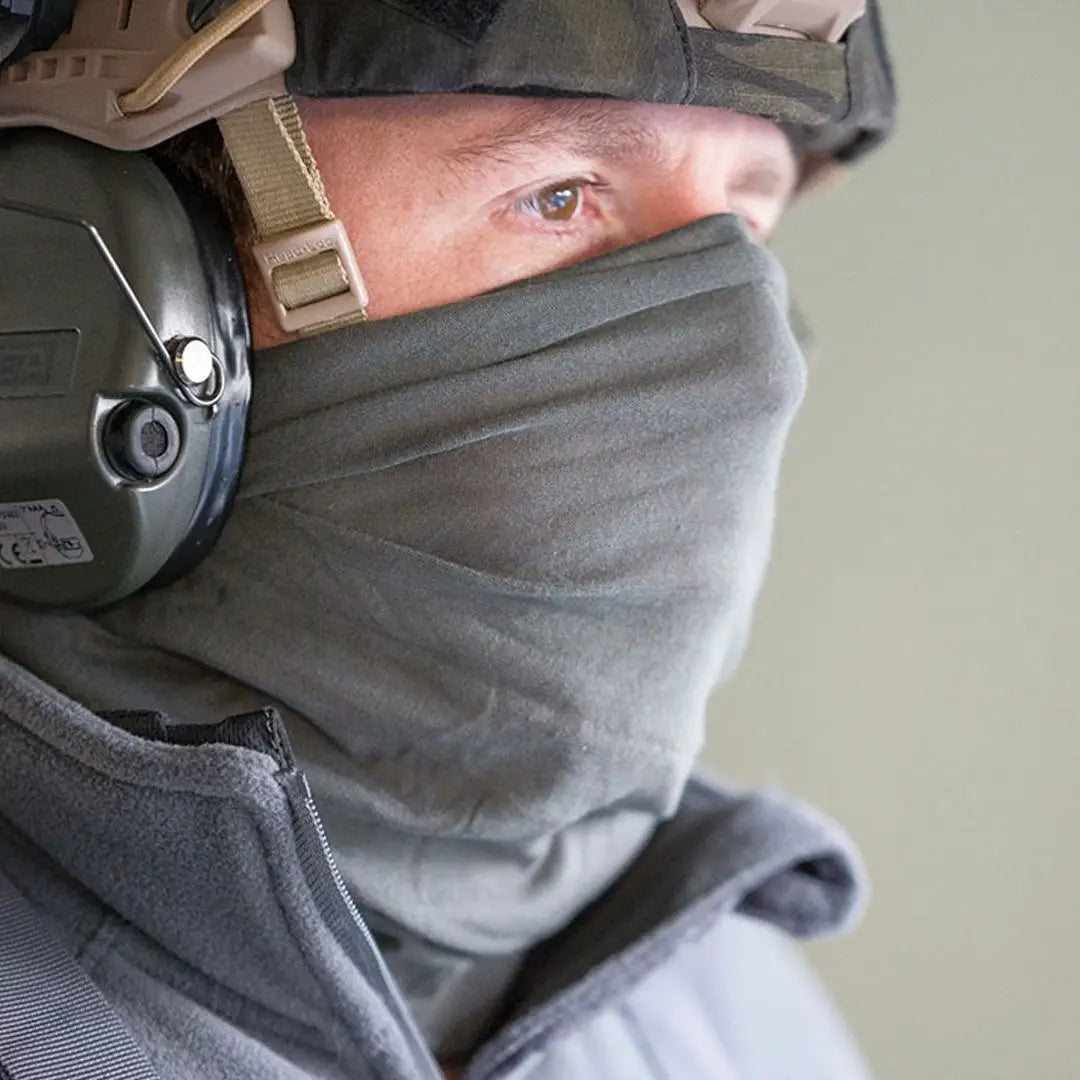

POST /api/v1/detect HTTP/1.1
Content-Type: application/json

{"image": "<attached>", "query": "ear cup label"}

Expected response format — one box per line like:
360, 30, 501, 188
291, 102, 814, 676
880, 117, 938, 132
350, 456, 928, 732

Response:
0, 500, 93, 570
0, 330, 78, 398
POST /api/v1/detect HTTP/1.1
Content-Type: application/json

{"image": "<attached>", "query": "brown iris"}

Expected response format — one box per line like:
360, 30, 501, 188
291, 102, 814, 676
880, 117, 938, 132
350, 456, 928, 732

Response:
534, 183, 582, 221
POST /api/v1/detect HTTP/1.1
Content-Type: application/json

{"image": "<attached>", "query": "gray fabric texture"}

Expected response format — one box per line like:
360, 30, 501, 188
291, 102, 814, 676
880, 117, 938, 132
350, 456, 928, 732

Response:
512, 914, 872, 1080
0, 652, 870, 1078
0, 215, 805, 971
0, 656, 442, 1080
0, 869, 161, 1080
470, 778, 868, 1074
360, 908, 527, 1060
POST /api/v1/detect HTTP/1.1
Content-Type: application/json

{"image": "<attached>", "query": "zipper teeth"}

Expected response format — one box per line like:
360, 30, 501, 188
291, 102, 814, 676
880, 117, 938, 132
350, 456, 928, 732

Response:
300, 778, 443, 1079
302, 783, 375, 944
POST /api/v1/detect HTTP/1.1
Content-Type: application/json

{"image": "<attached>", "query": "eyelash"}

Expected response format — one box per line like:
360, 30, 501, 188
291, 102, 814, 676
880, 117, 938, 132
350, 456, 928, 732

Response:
510, 178, 607, 231
504, 178, 771, 244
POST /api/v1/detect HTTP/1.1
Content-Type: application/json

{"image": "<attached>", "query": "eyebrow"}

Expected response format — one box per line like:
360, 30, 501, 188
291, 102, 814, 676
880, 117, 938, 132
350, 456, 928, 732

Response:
439, 100, 670, 177
437, 100, 796, 207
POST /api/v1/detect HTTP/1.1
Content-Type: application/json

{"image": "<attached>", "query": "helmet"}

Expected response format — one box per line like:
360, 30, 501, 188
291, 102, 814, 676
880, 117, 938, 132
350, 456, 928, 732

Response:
1, 1, 895, 160
1, 0, 894, 335
0, 0, 894, 608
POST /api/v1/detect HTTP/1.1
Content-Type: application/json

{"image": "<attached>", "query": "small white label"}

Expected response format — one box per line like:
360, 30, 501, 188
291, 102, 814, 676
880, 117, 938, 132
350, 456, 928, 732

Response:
0, 499, 94, 570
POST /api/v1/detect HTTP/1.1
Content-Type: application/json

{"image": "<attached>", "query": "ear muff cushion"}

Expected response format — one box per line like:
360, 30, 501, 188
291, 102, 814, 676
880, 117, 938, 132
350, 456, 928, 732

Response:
142, 156, 252, 593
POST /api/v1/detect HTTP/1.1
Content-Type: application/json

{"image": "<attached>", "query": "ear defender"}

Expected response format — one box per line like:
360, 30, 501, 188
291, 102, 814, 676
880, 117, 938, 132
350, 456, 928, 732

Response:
0, 128, 251, 609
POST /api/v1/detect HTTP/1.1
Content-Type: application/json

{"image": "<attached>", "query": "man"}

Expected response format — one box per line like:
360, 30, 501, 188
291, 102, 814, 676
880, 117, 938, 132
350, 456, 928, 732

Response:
0, 2, 895, 1077
243, 94, 799, 335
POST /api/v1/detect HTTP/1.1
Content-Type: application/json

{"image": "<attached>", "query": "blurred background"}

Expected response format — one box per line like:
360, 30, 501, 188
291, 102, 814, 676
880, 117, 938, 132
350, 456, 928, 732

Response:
703, 2, 1080, 1078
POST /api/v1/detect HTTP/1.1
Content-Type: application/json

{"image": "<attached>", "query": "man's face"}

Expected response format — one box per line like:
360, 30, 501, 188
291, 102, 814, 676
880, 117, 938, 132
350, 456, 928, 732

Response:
249, 94, 797, 346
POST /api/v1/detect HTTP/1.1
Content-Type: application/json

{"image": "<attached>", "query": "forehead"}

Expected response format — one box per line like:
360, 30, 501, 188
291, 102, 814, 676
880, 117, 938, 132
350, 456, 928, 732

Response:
311, 94, 796, 173
447, 96, 791, 152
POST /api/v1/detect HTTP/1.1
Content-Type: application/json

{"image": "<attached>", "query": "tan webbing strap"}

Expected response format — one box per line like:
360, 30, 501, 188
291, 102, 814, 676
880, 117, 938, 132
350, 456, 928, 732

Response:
108, 0, 365, 336
217, 95, 368, 335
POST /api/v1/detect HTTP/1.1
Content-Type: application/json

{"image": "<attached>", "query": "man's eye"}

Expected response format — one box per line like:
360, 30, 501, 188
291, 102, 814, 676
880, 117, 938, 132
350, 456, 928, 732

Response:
516, 181, 585, 222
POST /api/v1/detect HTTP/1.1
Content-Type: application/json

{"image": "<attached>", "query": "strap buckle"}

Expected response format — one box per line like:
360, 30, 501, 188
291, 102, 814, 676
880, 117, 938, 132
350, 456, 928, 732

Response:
252, 219, 369, 335
698, 0, 866, 42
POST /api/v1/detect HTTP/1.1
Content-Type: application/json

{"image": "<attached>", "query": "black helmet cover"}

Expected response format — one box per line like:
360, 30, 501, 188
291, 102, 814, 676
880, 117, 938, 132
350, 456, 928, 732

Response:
282, 0, 895, 164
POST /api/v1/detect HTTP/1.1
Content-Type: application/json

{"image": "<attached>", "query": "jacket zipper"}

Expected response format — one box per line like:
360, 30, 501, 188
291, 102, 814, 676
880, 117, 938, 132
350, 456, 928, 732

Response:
297, 776, 444, 1080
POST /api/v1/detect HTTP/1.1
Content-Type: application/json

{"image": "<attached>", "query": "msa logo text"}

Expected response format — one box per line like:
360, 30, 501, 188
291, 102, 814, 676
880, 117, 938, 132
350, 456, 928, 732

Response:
0, 331, 78, 398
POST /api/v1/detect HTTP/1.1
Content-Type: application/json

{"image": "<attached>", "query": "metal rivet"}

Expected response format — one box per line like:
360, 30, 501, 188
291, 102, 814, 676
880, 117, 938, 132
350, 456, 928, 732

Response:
172, 338, 215, 386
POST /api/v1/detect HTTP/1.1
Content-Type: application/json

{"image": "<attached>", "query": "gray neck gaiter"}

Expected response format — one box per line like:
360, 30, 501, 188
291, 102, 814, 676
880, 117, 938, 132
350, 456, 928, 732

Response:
0, 216, 805, 964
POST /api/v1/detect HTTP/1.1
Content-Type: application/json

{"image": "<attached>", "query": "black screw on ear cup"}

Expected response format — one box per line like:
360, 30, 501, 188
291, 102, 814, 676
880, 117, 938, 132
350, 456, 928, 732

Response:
102, 400, 182, 482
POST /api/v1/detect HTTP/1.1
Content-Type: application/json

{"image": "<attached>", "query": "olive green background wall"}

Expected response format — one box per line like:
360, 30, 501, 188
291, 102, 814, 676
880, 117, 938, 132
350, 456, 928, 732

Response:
704, 3, 1079, 1077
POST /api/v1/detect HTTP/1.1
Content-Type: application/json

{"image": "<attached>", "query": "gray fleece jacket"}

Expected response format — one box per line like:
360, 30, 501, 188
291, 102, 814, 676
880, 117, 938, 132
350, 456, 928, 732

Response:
0, 652, 872, 1079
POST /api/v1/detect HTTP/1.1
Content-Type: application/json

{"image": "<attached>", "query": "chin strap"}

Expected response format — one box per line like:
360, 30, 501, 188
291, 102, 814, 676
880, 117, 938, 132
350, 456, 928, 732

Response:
116, 0, 368, 337
217, 95, 369, 336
